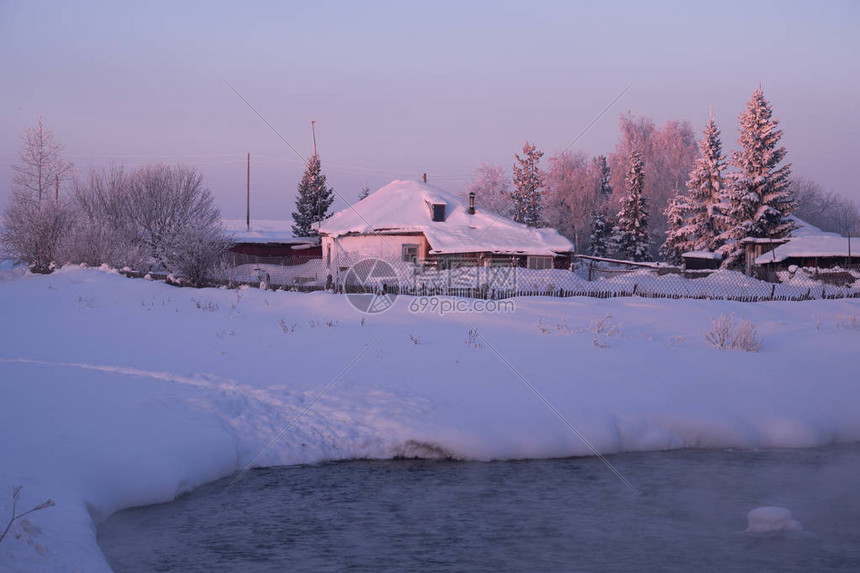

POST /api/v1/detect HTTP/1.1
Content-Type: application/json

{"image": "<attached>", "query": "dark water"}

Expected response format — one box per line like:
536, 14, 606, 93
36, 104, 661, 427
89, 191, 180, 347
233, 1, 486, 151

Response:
98, 445, 860, 572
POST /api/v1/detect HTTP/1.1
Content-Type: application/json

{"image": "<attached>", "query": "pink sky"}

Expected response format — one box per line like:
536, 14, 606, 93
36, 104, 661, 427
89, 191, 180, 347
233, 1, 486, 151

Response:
1, 1, 858, 219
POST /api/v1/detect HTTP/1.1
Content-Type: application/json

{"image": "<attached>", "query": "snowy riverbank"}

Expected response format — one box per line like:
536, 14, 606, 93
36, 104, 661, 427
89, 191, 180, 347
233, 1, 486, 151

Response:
1, 266, 859, 571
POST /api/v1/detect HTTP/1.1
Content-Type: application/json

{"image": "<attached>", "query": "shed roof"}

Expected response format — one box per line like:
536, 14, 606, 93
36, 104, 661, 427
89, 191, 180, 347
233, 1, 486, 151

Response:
223, 219, 320, 245
754, 217, 855, 265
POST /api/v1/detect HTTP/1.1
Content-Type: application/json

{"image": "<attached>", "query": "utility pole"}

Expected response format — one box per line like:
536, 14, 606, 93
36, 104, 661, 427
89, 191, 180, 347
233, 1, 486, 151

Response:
311, 120, 317, 157
312, 120, 320, 234
246, 152, 250, 232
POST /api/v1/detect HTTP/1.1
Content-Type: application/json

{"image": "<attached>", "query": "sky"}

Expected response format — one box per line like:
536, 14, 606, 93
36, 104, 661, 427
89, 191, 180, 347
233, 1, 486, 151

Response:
1, 0, 858, 220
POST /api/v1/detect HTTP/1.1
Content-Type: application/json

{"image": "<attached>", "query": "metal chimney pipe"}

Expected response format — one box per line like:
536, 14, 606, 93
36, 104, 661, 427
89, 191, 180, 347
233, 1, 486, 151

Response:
468, 191, 475, 215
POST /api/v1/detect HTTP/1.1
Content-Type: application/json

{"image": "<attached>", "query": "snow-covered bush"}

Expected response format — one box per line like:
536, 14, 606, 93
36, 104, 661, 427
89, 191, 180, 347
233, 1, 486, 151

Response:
704, 314, 762, 352
65, 164, 229, 286
126, 164, 229, 286
0, 192, 75, 273
66, 166, 146, 269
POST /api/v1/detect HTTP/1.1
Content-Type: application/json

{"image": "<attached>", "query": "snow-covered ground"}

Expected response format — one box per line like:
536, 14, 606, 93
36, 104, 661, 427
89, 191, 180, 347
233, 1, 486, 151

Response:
1, 265, 859, 571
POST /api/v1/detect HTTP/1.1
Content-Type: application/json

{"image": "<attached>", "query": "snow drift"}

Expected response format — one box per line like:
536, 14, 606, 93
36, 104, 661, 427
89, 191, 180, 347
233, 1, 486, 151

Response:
1, 266, 859, 571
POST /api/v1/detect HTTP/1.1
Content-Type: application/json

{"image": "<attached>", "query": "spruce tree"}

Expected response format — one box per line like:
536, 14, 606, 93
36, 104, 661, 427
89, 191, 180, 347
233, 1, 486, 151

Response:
612, 150, 650, 262
686, 115, 728, 252
593, 155, 612, 198
661, 115, 729, 264
358, 183, 370, 201
660, 193, 695, 264
510, 142, 544, 227
292, 154, 334, 237
720, 88, 794, 269
588, 212, 614, 258
586, 155, 613, 256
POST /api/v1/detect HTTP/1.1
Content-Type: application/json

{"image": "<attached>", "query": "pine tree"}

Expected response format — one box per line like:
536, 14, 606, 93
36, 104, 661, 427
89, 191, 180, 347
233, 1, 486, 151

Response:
686, 115, 728, 252
510, 142, 544, 227
588, 212, 614, 257
358, 183, 370, 201
660, 193, 696, 264
612, 150, 650, 261
292, 154, 335, 237
593, 155, 612, 198
720, 88, 794, 269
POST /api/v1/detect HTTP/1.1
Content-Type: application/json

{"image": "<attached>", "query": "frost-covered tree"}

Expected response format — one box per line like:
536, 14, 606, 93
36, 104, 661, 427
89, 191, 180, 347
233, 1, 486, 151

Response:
543, 151, 590, 244
358, 183, 370, 201
612, 150, 650, 261
510, 142, 544, 227
660, 193, 696, 265
610, 114, 697, 257
1, 118, 75, 272
0, 192, 74, 273
463, 163, 512, 216
125, 164, 228, 285
292, 154, 335, 237
720, 88, 795, 269
791, 176, 860, 237
588, 212, 614, 258
67, 166, 146, 269
685, 115, 728, 252
11, 117, 74, 207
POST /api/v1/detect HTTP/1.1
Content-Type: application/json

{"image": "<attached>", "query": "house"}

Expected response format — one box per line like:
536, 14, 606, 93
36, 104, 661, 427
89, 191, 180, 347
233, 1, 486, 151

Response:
318, 179, 574, 273
751, 219, 859, 282
223, 219, 321, 263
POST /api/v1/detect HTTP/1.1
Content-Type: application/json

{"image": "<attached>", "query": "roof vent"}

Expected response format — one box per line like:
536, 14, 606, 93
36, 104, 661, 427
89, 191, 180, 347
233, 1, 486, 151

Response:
468, 192, 475, 215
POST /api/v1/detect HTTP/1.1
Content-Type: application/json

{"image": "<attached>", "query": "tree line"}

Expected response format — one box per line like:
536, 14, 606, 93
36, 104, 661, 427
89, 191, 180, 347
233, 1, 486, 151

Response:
1, 118, 228, 285
466, 88, 859, 269
4, 90, 858, 278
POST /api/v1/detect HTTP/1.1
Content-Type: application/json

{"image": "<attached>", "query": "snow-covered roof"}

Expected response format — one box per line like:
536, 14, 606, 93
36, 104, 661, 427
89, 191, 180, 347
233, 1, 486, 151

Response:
755, 235, 858, 264
683, 251, 723, 260
788, 216, 830, 238
319, 179, 574, 256
223, 219, 320, 245
742, 237, 789, 245
754, 217, 855, 264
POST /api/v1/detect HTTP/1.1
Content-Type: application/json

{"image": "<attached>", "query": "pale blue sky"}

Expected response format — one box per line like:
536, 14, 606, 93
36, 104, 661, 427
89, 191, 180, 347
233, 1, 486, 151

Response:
1, 1, 858, 218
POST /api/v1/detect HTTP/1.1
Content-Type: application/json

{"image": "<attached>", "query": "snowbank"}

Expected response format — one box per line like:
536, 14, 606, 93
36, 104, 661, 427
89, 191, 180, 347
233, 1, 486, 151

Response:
1, 267, 859, 571
746, 507, 803, 535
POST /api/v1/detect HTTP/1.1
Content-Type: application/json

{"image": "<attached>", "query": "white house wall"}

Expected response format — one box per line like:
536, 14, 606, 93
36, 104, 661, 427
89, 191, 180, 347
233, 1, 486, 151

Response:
323, 234, 428, 271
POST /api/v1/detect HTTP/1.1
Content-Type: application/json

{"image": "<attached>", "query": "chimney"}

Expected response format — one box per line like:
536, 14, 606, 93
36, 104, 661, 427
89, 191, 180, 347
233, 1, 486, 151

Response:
423, 172, 427, 183
468, 191, 475, 215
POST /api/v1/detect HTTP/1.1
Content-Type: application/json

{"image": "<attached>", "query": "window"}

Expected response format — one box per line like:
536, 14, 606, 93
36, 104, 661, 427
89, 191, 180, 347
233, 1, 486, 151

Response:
527, 256, 553, 270
402, 244, 419, 263
431, 204, 446, 222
